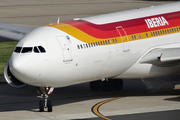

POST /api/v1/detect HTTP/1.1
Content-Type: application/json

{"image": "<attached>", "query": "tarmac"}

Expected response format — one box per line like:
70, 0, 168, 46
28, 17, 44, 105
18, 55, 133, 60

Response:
0, 0, 175, 27
0, 79, 180, 120
0, 0, 180, 120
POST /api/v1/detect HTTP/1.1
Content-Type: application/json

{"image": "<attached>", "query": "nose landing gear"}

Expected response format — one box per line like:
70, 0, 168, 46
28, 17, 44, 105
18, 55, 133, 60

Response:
37, 87, 54, 112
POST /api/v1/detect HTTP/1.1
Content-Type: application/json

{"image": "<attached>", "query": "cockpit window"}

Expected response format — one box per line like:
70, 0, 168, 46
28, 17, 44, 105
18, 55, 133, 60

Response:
22, 47, 33, 53
14, 47, 22, 53
14, 46, 46, 53
38, 46, 46, 53
34, 46, 39, 53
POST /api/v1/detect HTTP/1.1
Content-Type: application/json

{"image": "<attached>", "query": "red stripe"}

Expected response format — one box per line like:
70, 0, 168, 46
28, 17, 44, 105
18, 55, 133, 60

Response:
63, 11, 180, 38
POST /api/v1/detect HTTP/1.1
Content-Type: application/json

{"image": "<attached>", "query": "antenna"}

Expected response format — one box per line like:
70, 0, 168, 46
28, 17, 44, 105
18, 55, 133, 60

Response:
57, 17, 60, 24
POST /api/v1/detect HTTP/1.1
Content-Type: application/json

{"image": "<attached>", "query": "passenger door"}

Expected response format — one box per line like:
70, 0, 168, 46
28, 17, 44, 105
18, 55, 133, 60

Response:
56, 36, 72, 62
116, 26, 130, 52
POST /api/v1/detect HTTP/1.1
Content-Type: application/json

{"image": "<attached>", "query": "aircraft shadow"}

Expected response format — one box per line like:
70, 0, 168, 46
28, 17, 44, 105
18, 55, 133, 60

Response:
164, 96, 180, 102
0, 78, 180, 112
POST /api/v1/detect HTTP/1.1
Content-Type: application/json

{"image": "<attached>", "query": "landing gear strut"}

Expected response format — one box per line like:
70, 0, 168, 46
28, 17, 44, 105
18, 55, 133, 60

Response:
37, 87, 54, 112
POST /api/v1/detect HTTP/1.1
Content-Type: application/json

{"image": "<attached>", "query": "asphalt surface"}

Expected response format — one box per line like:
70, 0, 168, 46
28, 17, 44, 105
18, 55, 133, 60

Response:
80, 110, 180, 120
0, 79, 180, 120
0, 0, 175, 27
1, 0, 180, 120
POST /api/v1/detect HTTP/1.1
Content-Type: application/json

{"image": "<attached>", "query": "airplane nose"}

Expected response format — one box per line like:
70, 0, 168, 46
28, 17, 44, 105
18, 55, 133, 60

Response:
8, 53, 48, 86
9, 54, 26, 79
8, 53, 39, 85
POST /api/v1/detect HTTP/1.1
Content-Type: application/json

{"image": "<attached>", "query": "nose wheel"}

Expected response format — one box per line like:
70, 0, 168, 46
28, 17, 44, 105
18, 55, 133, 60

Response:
37, 87, 54, 112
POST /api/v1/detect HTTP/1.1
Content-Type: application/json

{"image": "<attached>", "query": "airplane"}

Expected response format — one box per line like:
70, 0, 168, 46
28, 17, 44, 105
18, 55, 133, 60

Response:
1, 1, 180, 112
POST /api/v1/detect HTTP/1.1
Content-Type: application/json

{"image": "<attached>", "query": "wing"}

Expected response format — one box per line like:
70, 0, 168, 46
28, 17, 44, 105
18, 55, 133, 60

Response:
140, 48, 180, 67
0, 23, 34, 41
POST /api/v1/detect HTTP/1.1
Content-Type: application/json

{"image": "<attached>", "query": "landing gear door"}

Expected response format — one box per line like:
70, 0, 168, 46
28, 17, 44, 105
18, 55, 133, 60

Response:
116, 26, 130, 52
56, 36, 72, 62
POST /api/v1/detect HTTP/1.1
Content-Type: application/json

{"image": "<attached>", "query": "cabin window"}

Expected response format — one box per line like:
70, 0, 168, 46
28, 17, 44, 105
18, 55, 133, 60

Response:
77, 45, 80, 49
146, 33, 148, 37
112, 39, 115, 43
157, 31, 160, 35
136, 35, 139, 39
115, 38, 117, 43
91, 43, 93, 47
169, 29, 171, 33
103, 41, 105, 45
95, 42, 97, 46
162, 30, 164, 34
155, 31, 157, 36
80, 44, 83, 49
167, 29, 169, 33
83, 44, 85, 48
172, 28, 174, 32
98, 41, 100, 45
174, 28, 176, 32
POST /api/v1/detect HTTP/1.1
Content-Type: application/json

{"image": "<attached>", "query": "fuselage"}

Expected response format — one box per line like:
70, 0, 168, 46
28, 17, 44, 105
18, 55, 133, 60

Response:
8, 2, 180, 88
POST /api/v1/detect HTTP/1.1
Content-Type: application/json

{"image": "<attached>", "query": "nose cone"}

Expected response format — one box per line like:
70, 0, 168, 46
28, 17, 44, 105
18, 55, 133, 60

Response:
9, 53, 28, 82
9, 52, 42, 86
8, 52, 49, 87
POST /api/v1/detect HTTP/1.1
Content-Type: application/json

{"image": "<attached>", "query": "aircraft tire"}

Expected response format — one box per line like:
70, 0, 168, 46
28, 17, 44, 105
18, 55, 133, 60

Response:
39, 100, 44, 112
90, 81, 100, 91
47, 100, 52, 112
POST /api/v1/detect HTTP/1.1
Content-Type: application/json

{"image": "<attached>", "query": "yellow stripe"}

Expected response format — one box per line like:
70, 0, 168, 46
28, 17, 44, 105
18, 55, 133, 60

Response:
92, 97, 123, 120
48, 23, 119, 44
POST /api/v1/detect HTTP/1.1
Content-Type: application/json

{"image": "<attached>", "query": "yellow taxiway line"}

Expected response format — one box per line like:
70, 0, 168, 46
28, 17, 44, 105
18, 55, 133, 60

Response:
92, 97, 124, 120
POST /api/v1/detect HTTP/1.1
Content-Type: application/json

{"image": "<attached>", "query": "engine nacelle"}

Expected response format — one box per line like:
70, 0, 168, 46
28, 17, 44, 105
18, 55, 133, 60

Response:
4, 61, 26, 88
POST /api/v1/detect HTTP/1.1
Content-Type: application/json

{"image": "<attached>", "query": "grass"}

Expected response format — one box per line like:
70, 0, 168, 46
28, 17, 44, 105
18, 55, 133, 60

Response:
0, 42, 17, 74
